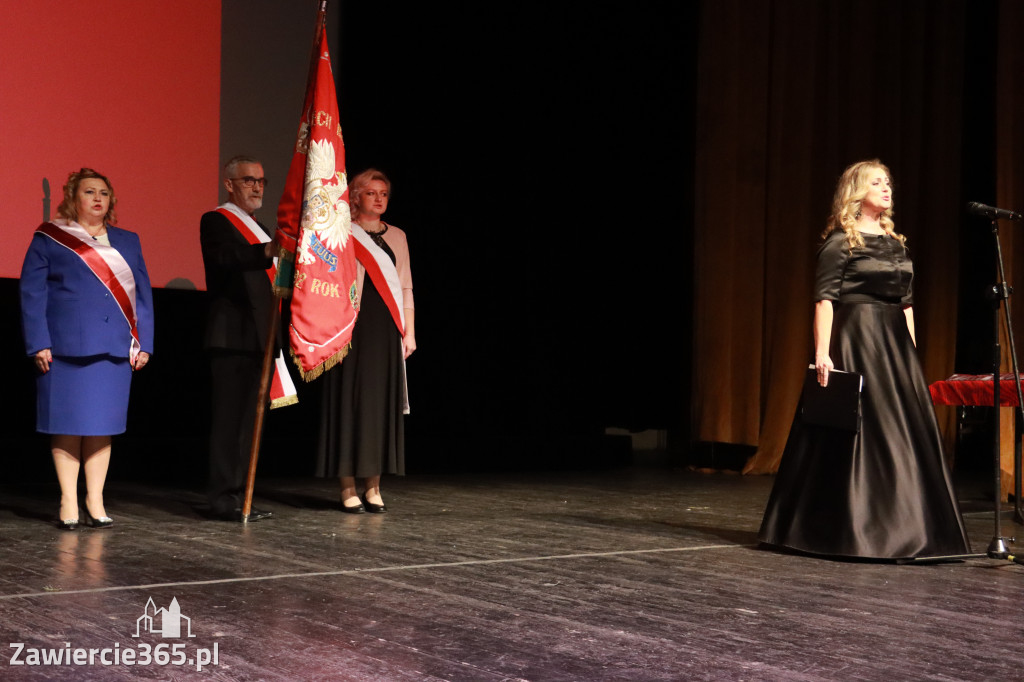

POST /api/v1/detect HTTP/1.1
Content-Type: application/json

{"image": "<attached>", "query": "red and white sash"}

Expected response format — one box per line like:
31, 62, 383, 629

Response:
36, 220, 141, 361
352, 223, 409, 413
351, 224, 405, 334
216, 204, 298, 409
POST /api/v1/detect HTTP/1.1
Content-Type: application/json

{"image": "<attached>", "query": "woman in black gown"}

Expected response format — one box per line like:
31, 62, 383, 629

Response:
316, 169, 415, 513
758, 159, 970, 560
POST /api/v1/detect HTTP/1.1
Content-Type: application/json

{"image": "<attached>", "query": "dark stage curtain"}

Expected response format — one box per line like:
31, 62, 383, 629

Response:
693, 0, 968, 473
995, 0, 1024, 497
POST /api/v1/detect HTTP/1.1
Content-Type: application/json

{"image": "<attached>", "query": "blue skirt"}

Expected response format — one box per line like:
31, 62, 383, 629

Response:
36, 355, 132, 435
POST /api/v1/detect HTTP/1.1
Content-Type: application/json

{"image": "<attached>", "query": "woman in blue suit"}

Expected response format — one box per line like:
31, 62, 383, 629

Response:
19, 168, 154, 530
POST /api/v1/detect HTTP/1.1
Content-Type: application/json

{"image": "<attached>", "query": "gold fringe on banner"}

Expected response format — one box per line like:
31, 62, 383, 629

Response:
270, 393, 299, 410
292, 342, 352, 382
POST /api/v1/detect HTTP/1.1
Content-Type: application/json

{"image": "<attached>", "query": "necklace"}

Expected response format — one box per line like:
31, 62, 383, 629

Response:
362, 222, 389, 249
82, 223, 106, 239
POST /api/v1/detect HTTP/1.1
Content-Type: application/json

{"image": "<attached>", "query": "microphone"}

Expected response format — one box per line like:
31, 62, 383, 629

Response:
966, 202, 1022, 221
42, 178, 50, 222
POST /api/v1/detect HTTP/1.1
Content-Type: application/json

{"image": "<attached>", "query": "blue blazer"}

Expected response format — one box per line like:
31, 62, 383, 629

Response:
19, 224, 155, 358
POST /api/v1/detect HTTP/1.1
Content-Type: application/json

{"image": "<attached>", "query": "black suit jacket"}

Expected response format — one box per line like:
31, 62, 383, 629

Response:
200, 209, 275, 353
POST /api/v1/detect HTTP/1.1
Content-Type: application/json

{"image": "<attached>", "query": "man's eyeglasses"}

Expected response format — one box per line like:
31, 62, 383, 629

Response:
231, 176, 267, 189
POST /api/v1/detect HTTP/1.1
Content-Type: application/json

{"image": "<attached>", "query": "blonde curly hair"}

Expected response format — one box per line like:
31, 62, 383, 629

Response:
57, 167, 117, 225
822, 159, 903, 249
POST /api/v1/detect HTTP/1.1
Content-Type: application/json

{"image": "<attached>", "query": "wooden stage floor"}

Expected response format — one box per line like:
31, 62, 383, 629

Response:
0, 468, 1021, 681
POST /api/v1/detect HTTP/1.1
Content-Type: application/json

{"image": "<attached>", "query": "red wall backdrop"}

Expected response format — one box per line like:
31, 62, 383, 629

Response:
0, 1, 221, 289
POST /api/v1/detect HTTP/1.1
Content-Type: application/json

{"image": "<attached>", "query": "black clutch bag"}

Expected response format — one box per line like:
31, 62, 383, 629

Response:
801, 365, 863, 432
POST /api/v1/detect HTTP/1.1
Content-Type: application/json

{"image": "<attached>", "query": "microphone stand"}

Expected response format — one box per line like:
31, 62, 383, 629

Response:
984, 217, 1024, 559
908, 216, 1024, 564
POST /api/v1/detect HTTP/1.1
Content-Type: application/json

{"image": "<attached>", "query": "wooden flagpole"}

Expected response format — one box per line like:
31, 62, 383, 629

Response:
240, 0, 329, 523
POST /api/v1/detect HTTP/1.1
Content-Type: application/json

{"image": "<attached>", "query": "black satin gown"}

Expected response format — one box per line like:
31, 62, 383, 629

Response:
758, 229, 970, 560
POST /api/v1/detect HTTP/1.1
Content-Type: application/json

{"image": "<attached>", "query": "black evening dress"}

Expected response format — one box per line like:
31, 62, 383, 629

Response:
316, 240, 406, 479
758, 229, 970, 560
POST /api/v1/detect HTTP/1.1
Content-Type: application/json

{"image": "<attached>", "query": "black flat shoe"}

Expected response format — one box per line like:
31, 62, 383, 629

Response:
56, 519, 79, 531
361, 496, 387, 514
248, 507, 274, 522
213, 507, 274, 522
340, 500, 366, 514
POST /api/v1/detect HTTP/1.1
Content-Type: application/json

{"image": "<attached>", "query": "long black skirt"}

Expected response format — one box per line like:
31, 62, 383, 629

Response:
316, 277, 405, 479
758, 301, 970, 560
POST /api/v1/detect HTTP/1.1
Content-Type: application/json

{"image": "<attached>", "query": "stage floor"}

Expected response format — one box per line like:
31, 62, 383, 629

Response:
0, 468, 1020, 681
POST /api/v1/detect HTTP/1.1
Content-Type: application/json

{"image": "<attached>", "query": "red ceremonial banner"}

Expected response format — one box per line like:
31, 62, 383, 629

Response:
275, 22, 358, 380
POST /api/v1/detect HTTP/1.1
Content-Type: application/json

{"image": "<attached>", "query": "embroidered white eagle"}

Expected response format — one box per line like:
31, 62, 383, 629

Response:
298, 138, 351, 265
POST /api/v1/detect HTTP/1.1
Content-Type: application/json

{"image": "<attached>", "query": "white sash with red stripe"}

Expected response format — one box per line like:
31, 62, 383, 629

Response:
215, 204, 298, 409
36, 220, 141, 361
351, 224, 405, 333
352, 223, 409, 413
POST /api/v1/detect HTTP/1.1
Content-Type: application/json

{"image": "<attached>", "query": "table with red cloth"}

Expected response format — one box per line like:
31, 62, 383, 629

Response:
931, 373, 1024, 408
930, 373, 1023, 523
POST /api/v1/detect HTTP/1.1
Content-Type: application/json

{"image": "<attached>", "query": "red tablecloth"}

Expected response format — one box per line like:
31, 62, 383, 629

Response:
929, 374, 1024, 407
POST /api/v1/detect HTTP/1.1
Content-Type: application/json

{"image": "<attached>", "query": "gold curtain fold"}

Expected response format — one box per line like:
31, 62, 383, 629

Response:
692, 1, 771, 447
693, 0, 967, 473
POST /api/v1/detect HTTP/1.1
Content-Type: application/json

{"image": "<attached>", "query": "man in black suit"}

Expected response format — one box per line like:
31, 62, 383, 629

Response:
200, 156, 277, 522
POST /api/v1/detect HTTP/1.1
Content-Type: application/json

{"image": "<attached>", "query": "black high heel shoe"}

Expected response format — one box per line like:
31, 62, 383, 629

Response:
56, 502, 79, 530
83, 507, 114, 529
